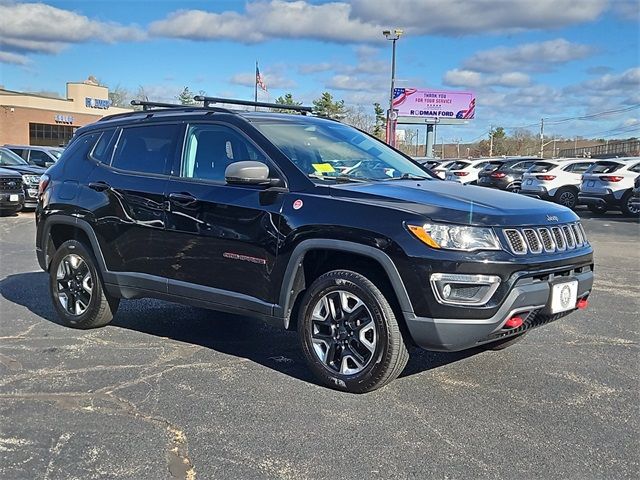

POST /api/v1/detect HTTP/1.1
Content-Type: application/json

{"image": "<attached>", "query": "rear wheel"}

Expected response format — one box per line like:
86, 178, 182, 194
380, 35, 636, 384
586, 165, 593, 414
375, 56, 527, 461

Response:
298, 270, 409, 393
588, 204, 607, 214
49, 240, 119, 329
621, 191, 639, 217
554, 187, 578, 209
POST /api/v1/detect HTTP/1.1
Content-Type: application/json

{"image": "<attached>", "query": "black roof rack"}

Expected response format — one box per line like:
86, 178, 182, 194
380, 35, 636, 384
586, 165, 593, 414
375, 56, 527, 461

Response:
194, 96, 313, 115
131, 100, 190, 111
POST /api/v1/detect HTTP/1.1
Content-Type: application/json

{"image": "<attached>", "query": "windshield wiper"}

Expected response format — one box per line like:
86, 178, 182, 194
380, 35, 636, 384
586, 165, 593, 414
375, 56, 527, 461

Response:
309, 174, 370, 183
384, 173, 431, 181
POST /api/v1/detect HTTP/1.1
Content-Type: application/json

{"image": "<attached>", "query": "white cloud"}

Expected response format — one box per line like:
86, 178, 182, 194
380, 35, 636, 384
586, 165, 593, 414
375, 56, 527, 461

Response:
0, 2, 145, 58
326, 74, 375, 91
0, 50, 29, 65
149, 1, 383, 43
298, 63, 335, 74
443, 69, 531, 88
350, 0, 609, 35
462, 39, 594, 73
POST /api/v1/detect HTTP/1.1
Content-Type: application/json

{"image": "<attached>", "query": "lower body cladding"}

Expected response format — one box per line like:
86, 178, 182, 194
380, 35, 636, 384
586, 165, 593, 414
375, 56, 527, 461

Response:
578, 191, 618, 207
404, 267, 593, 351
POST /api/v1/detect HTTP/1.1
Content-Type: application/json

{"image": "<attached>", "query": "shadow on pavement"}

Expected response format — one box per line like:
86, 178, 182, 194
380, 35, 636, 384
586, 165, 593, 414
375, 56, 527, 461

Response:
0, 271, 481, 387
575, 209, 640, 224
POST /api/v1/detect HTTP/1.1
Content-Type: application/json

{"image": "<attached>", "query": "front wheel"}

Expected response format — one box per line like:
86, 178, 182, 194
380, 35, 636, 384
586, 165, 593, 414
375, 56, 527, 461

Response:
298, 270, 409, 393
49, 240, 119, 329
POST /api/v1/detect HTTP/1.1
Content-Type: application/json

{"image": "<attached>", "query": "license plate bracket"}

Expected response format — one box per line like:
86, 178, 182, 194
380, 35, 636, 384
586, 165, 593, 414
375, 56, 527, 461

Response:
550, 280, 578, 314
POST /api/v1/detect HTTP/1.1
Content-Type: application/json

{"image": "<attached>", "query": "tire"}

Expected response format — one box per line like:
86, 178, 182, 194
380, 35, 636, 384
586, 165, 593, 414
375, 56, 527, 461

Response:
621, 191, 640, 217
297, 270, 409, 393
554, 187, 578, 210
507, 183, 521, 194
49, 239, 119, 329
486, 332, 528, 351
0, 207, 20, 217
588, 204, 607, 214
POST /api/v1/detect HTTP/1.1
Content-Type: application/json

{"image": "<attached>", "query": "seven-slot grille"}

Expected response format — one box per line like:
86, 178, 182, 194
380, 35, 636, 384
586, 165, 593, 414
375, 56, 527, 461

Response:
0, 177, 22, 191
503, 222, 587, 255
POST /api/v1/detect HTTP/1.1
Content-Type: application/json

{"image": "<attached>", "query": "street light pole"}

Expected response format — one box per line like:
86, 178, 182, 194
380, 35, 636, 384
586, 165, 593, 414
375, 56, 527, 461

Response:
383, 29, 403, 148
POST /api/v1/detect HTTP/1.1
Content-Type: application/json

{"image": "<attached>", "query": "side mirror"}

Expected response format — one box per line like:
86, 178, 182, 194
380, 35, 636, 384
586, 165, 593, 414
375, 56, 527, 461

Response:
225, 161, 275, 186
45, 161, 55, 167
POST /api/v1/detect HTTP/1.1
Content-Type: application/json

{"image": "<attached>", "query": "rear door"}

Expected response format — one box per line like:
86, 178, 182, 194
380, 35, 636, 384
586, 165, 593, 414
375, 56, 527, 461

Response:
163, 122, 286, 310
84, 123, 182, 281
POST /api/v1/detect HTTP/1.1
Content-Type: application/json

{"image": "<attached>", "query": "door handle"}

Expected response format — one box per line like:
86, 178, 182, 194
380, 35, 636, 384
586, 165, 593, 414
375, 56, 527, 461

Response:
168, 192, 197, 205
88, 181, 110, 192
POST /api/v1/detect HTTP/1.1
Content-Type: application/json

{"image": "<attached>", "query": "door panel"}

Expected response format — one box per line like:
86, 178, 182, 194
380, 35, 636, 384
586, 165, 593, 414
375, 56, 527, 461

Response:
163, 122, 286, 304
85, 123, 182, 279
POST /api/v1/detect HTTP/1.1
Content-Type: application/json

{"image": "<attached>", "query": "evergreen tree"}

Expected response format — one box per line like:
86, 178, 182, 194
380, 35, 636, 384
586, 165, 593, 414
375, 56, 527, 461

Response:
312, 92, 346, 119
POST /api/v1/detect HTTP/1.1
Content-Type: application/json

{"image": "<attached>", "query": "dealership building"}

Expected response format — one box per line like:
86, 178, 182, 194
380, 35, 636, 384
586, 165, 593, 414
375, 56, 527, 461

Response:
0, 79, 131, 147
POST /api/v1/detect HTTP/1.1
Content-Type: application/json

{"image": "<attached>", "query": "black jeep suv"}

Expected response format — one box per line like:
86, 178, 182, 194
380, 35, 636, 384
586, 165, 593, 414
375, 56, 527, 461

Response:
35, 97, 594, 393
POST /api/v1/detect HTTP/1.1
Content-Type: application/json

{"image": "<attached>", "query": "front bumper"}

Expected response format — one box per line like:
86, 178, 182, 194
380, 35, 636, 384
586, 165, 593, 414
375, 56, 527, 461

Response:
0, 192, 25, 209
404, 266, 593, 351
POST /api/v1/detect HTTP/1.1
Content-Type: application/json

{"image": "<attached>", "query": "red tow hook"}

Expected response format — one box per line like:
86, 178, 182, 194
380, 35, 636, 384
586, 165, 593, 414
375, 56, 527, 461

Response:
576, 298, 589, 310
504, 316, 524, 329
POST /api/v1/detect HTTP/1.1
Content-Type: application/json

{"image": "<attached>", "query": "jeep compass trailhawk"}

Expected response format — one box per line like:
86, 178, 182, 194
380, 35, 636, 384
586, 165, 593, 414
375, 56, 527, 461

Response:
36, 97, 594, 393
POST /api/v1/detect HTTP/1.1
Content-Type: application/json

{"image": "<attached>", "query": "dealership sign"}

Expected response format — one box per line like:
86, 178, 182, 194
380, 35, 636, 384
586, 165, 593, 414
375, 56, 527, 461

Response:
393, 88, 475, 121
54, 114, 74, 124
85, 97, 111, 109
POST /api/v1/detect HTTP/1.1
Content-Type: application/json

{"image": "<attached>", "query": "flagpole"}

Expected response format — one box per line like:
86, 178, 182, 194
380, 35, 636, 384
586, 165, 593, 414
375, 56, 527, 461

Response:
254, 60, 258, 111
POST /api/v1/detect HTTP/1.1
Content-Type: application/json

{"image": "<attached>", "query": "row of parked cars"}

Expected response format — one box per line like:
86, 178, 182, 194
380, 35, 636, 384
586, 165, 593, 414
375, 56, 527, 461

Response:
0, 145, 63, 216
418, 156, 640, 217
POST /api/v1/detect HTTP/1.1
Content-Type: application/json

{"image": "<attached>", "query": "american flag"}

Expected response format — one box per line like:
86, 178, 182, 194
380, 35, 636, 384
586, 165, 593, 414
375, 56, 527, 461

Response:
392, 88, 417, 108
256, 64, 267, 92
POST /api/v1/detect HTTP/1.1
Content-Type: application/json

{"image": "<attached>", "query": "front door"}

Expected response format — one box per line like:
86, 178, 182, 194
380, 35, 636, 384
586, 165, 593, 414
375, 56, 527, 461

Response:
164, 123, 286, 312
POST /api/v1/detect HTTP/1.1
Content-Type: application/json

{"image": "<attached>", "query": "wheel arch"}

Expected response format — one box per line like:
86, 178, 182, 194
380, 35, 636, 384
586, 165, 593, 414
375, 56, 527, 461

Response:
40, 215, 107, 273
277, 240, 414, 330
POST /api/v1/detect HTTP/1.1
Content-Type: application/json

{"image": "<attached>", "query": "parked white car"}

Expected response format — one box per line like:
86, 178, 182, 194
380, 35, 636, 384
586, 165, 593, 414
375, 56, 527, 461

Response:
432, 160, 457, 179
578, 157, 640, 216
444, 159, 492, 185
520, 158, 594, 209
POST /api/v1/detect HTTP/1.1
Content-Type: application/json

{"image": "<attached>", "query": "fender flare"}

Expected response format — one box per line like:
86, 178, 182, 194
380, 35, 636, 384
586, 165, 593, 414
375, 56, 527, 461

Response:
277, 239, 414, 329
40, 214, 108, 272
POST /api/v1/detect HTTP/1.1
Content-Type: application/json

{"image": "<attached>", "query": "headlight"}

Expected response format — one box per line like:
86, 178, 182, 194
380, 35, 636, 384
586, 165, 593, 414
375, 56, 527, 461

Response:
22, 174, 41, 185
407, 222, 501, 251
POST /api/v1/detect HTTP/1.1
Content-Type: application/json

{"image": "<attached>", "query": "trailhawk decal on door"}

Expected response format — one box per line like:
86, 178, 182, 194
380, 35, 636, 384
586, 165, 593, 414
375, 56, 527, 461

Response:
223, 252, 267, 265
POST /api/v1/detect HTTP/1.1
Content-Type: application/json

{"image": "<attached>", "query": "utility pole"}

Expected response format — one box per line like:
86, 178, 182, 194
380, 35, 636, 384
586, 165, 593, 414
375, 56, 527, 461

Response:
553, 137, 557, 158
455, 138, 460, 158
415, 129, 419, 156
441, 136, 445, 159
489, 125, 494, 157
383, 29, 403, 147
539, 117, 544, 158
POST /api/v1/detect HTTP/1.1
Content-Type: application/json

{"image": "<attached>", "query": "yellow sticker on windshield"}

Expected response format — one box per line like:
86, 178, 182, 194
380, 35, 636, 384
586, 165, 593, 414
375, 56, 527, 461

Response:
312, 163, 335, 173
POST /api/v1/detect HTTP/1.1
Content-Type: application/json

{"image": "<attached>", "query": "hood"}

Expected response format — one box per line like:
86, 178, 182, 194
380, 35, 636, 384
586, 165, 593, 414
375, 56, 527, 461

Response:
330, 180, 578, 226
0, 164, 46, 175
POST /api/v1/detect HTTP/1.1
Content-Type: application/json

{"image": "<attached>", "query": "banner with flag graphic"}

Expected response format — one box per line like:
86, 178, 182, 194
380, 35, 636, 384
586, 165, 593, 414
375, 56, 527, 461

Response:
256, 64, 267, 92
393, 88, 475, 121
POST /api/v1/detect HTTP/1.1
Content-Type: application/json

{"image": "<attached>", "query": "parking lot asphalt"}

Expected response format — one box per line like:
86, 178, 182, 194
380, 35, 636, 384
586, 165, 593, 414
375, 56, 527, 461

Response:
0, 209, 638, 480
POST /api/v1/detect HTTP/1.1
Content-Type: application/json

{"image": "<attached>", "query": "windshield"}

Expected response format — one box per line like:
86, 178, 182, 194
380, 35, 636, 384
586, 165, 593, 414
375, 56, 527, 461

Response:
0, 148, 28, 166
253, 120, 433, 182
49, 149, 63, 159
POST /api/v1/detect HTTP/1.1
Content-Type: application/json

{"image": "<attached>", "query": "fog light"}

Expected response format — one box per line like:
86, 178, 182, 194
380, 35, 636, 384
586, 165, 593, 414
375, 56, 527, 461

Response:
430, 273, 501, 306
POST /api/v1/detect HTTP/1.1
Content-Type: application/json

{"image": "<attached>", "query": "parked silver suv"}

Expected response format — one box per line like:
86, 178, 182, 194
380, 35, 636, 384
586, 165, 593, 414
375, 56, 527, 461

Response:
4, 145, 64, 168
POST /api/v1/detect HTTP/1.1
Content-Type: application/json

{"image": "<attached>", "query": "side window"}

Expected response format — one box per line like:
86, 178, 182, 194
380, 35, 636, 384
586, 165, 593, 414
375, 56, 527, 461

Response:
475, 162, 488, 170
628, 163, 640, 173
112, 124, 180, 175
510, 162, 526, 171
564, 162, 592, 173
181, 124, 267, 182
91, 128, 118, 164
28, 150, 50, 166
10, 148, 26, 160
59, 132, 101, 162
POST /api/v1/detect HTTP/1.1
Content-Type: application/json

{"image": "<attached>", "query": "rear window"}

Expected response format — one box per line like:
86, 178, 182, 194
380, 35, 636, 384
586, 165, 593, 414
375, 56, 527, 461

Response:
449, 161, 470, 170
482, 162, 503, 171
628, 163, 640, 173
111, 124, 180, 175
528, 162, 557, 173
586, 162, 623, 174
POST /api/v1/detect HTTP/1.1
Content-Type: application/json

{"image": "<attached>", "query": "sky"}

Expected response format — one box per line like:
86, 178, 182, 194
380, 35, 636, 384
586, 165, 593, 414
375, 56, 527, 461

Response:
1, 0, 639, 143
